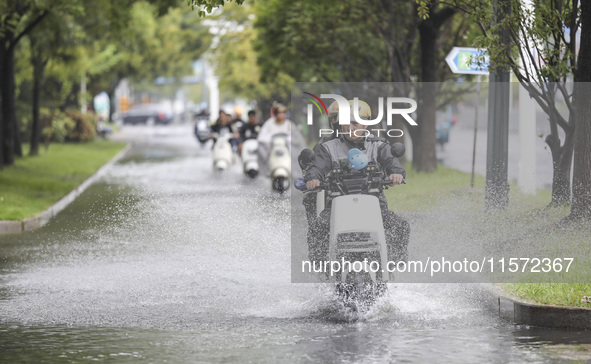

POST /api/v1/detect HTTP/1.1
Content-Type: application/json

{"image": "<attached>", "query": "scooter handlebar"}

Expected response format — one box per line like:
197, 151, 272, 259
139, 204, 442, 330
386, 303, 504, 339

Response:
382, 178, 406, 186
294, 177, 325, 192
295, 176, 405, 192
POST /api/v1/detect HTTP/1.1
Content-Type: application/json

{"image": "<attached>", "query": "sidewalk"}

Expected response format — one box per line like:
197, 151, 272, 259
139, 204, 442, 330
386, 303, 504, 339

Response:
438, 126, 554, 189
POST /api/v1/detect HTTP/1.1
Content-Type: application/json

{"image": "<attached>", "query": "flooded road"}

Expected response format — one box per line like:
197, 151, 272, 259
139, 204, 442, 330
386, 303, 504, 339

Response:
1, 124, 590, 363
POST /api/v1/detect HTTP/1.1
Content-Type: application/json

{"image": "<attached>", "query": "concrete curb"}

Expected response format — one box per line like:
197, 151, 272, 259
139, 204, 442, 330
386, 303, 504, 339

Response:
0, 143, 131, 235
486, 284, 591, 330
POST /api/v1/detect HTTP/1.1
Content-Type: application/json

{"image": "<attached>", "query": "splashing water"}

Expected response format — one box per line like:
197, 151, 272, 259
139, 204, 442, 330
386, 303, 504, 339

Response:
0, 125, 588, 363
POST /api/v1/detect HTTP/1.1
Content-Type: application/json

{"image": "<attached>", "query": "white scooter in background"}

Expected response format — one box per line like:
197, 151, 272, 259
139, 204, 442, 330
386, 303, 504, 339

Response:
194, 117, 211, 147
241, 139, 259, 178
212, 130, 234, 171
268, 133, 291, 193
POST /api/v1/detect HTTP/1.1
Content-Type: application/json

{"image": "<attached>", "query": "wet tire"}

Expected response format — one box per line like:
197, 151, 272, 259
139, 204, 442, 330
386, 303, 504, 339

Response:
336, 274, 387, 311
272, 177, 289, 194
246, 169, 258, 179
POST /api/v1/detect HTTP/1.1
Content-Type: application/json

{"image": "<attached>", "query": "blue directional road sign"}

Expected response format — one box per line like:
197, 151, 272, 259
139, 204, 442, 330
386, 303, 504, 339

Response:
445, 47, 489, 75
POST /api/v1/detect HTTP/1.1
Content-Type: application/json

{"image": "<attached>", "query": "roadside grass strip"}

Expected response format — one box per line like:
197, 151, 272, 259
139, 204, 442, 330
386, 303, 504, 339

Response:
386, 164, 591, 307
0, 141, 127, 221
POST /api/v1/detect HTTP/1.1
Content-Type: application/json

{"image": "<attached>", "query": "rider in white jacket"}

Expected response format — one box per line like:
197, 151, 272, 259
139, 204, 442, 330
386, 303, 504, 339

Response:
257, 103, 292, 174
257, 103, 292, 147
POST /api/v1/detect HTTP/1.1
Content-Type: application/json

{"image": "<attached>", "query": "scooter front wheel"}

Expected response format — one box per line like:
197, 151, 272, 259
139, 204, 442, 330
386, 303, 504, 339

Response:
246, 169, 258, 179
336, 274, 387, 311
272, 176, 289, 193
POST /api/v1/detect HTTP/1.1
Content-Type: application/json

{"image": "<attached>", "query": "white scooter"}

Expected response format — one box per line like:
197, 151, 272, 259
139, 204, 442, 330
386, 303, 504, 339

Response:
212, 131, 234, 171
194, 117, 211, 147
241, 139, 259, 178
297, 143, 406, 311
268, 133, 291, 193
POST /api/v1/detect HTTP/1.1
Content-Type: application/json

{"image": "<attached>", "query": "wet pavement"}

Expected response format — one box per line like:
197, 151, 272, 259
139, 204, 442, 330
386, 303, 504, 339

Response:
1, 124, 590, 363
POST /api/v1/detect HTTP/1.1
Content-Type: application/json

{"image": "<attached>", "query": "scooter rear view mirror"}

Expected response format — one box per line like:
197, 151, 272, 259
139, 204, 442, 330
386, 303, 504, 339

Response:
390, 142, 406, 158
298, 148, 315, 170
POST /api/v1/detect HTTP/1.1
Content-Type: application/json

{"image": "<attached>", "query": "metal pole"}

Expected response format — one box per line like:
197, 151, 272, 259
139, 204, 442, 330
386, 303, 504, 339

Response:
518, 83, 536, 194
518, 0, 537, 195
81, 72, 87, 114
471, 75, 482, 188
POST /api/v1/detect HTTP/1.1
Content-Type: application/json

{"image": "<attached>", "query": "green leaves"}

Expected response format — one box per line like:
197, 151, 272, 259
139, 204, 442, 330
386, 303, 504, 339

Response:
465, 0, 579, 84
254, 0, 394, 83
187, 0, 245, 14
207, 1, 291, 101
413, 0, 431, 20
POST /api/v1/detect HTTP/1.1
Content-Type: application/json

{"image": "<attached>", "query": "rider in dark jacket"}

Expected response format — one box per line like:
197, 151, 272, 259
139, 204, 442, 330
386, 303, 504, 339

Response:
303, 100, 410, 264
239, 110, 261, 141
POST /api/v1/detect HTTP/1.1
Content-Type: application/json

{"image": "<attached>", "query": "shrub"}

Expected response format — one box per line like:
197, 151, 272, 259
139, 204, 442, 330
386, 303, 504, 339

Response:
65, 109, 97, 142
42, 109, 75, 143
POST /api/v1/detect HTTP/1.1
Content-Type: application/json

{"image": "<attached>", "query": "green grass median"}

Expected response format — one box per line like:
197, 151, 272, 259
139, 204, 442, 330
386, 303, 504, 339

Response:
385, 163, 591, 308
502, 283, 591, 308
386, 163, 486, 212
0, 140, 127, 221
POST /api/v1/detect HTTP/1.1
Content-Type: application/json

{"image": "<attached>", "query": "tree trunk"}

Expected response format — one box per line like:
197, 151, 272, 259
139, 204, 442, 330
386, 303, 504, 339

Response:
1, 31, 16, 166
0, 40, 4, 168
549, 145, 573, 206
6, 32, 22, 159
409, 122, 421, 170
412, 4, 456, 173
1, 10, 50, 163
13, 107, 22, 158
415, 16, 438, 173
12, 55, 22, 158
571, 83, 591, 218
546, 127, 575, 206
30, 52, 45, 157
570, 0, 591, 219
106, 86, 117, 122
414, 86, 437, 172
